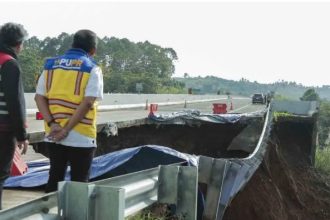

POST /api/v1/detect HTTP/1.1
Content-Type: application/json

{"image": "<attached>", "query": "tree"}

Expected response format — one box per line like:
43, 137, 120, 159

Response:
19, 50, 43, 92
18, 33, 183, 93
19, 37, 44, 92
300, 88, 320, 101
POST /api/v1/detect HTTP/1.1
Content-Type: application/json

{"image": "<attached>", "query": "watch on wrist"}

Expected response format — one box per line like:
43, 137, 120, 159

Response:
47, 118, 57, 127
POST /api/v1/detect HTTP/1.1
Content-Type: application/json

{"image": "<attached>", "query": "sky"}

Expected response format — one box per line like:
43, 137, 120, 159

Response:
1, 0, 330, 87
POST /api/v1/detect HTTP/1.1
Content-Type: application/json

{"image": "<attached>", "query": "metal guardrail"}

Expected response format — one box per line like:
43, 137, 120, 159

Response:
27, 98, 230, 116
197, 106, 273, 220
0, 164, 198, 220
0, 192, 57, 220
158, 165, 198, 220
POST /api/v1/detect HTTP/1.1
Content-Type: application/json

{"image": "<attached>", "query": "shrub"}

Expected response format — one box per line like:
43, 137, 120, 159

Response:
315, 147, 330, 174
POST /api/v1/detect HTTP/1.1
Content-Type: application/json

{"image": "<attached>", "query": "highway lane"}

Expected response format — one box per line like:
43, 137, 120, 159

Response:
23, 98, 265, 162
24, 93, 230, 108
26, 97, 264, 132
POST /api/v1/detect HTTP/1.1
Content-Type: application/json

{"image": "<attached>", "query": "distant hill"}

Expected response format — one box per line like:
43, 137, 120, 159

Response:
175, 76, 330, 100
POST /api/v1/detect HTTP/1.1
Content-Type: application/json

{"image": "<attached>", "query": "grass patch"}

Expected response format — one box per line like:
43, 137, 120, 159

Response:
126, 204, 183, 220
273, 111, 293, 121
315, 147, 330, 174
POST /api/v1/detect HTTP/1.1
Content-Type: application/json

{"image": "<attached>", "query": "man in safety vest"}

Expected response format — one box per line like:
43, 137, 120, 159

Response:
35, 30, 103, 192
0, 22, 29, 209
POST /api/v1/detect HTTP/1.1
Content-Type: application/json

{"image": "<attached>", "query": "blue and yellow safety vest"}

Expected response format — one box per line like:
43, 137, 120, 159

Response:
43, 49, 98, 138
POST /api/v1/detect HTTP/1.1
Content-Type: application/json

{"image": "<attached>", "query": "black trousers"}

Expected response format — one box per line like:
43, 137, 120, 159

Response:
0, 132, 15, 210
45, 143, 95, 193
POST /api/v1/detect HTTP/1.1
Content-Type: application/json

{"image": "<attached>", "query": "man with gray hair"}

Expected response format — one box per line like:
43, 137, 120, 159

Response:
0, 22, 29, 209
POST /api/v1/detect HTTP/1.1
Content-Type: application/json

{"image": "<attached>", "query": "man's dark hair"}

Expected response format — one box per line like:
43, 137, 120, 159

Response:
0, 22, 28, 47
72, 30, 98, 53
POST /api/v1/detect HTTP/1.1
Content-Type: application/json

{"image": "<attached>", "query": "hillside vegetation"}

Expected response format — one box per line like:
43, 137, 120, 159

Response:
20, 34, 330, 99
176, 76, 330, 100
20, 33, 185, 94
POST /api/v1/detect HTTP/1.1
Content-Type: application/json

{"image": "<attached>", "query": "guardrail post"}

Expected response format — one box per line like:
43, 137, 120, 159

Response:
89, 185, 125, 220
58, 182, 89, 219
158, 165, 198, 220
217, 161, 242, 219
58, 181, 125, 220
198, 156, 228, 220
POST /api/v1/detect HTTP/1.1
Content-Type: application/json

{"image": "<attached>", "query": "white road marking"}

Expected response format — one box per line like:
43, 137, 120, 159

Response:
228, 104, 251, 113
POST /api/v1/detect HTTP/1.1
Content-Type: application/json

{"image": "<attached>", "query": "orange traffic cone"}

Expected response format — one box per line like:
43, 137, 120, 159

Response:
10, 147, 28, 176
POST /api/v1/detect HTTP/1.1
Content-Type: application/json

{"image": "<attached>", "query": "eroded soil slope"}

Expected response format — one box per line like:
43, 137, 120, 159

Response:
224, 121, 330, 220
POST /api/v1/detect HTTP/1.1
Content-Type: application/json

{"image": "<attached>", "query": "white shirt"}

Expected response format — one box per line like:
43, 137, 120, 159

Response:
36, 66, 103, 148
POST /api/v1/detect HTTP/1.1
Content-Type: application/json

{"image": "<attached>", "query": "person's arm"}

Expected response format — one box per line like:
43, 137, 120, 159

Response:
34, 72, 62, 139
51, 97, 96, 141
34, 94, 54, 125
2, 60, 28, 153
34, 71, 55, 124
35, 71, 97, 141
51, 66, 103, 141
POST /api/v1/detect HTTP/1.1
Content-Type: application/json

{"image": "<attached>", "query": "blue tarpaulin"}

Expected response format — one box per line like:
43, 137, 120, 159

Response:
4, 145, 198, 188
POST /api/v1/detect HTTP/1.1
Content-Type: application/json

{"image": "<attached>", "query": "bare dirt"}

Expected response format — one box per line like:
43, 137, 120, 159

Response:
224, 121, 330, 220
96, 122, 255, 158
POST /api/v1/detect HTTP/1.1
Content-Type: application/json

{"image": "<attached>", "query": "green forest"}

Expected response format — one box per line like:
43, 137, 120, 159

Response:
19, 33, 330, 101
19, 33, 185, 94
